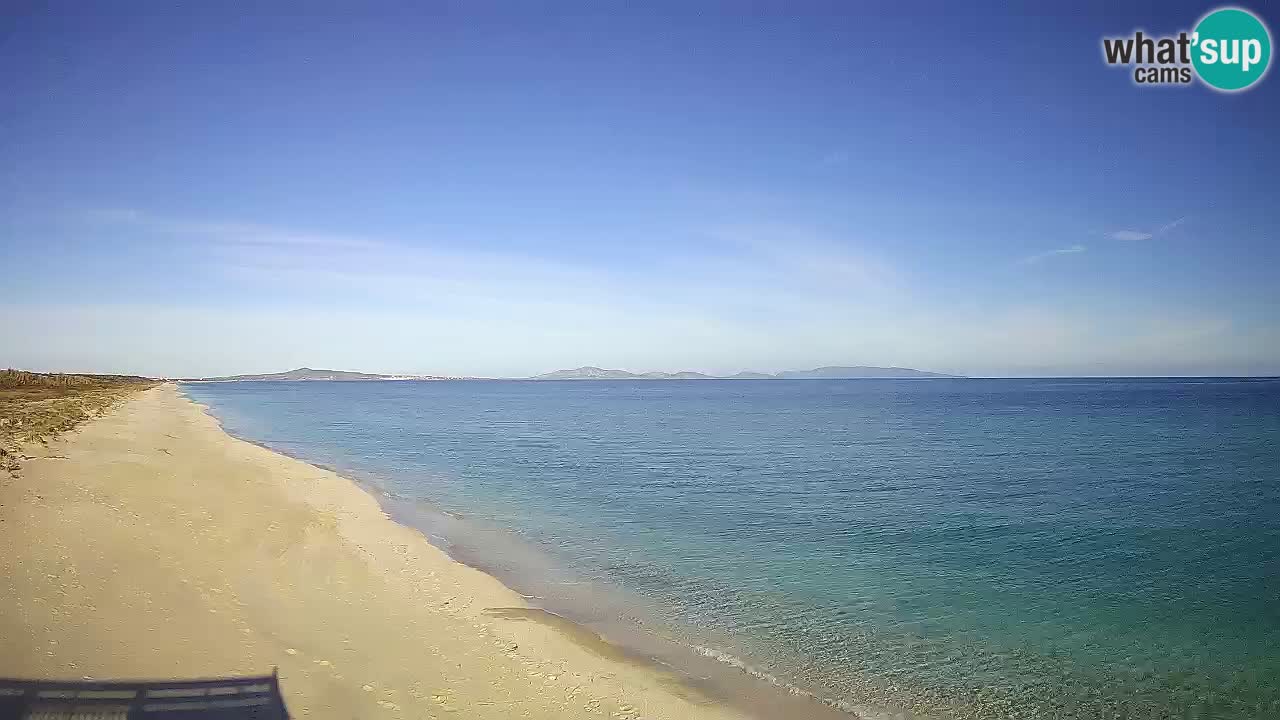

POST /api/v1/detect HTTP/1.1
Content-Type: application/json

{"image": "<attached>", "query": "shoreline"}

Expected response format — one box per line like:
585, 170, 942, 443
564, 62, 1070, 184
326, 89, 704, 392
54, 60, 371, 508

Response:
181, 387, 880, 720
0, 383, 868, 720
0, 384, 755, 719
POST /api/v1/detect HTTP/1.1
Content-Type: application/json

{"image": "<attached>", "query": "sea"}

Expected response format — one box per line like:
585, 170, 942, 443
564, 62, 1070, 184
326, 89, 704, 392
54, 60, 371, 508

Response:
181, 378, 1280, 720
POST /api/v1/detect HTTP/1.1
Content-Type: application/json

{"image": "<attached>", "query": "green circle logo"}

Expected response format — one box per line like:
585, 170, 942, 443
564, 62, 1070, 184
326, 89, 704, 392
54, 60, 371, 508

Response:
1192, 7, 1272, 91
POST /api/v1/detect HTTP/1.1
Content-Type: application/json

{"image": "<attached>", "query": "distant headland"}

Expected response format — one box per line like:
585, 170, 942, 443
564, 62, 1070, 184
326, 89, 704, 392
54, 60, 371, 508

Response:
185, 367, 457, 382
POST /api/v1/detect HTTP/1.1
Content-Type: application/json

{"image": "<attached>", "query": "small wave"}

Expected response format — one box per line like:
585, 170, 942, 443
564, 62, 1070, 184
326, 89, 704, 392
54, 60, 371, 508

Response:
691, 645, 931, 717
688, 644, 901, 720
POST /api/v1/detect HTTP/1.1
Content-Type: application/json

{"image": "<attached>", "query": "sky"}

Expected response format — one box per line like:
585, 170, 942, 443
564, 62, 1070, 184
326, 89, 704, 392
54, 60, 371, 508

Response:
2, 1, 1278, 378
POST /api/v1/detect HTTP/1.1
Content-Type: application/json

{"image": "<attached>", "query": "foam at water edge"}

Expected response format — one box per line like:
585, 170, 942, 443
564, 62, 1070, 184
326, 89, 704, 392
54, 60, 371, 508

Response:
689, 644, 910, 720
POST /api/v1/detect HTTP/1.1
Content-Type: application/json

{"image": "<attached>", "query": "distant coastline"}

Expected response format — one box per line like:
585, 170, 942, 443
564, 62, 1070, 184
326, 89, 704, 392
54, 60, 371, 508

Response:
531, 365, 960, 380
184, 367, 464, 382
185, 365, 962, 382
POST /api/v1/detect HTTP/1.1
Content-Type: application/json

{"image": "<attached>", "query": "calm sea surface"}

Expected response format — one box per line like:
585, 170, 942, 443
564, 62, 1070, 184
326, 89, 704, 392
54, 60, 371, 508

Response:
182, 378, 1280, 719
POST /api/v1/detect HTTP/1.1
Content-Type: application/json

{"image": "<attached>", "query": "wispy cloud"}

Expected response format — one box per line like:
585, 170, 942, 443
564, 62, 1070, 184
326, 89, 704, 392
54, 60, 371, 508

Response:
86, 209, 905, 329
1019, 244, 1086, 265
704, 223, 897, 291
1154, 217, 1187, 235
1108, 217, 1187, 242
1109, 230, 1152, 241
88, 208, 618, 311
92, 208, 387, 250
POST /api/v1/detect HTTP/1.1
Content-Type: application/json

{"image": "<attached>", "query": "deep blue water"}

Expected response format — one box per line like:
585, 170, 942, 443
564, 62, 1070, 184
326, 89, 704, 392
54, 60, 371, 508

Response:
182, 378, 1280, 719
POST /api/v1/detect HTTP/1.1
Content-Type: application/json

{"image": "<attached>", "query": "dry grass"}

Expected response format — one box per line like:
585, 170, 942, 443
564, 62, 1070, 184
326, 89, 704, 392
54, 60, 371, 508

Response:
0, 369, 157, 477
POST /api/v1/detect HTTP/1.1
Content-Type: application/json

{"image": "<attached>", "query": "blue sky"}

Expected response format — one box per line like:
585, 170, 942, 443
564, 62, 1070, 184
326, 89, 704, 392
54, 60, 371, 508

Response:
3, 1, 1277, 377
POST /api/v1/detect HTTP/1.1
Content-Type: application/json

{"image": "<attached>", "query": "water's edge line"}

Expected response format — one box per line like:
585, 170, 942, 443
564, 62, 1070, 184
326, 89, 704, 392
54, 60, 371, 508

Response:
174, 383, 906, 720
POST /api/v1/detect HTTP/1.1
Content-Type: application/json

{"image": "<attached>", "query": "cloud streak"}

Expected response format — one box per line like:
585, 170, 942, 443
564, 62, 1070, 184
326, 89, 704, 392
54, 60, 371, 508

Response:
92, 208, 388, 250
1109, 230, 1152, 241
1108, 217, 1187, 242
86, 209, 905, 332
1019, 244, 1086, 265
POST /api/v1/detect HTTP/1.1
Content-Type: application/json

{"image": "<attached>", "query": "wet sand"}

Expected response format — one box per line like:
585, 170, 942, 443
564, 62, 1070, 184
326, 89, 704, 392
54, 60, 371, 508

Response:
0, 383, 755, 720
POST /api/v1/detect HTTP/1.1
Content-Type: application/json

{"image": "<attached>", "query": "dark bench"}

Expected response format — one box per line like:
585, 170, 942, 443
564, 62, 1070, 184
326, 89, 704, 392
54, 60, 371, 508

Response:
0, 671, 289, 719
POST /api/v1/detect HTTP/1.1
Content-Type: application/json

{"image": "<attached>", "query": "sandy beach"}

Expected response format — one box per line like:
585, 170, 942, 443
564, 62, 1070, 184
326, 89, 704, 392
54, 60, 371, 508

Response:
0, 384, 753, 720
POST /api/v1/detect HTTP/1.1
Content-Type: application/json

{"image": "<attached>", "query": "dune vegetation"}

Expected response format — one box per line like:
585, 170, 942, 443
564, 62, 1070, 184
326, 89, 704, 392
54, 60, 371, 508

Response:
0, 369, 155, 477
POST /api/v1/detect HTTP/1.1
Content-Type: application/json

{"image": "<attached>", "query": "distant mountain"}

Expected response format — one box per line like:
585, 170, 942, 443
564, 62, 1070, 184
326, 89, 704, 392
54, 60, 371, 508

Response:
663, 371, 717, 379
190, 367, 450, 382
532, 365, 960, 380
532, 366, 645, 380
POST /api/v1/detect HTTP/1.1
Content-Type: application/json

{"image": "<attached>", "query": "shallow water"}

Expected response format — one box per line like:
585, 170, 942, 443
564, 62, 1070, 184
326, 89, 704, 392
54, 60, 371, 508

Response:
182, 378, 1280, 719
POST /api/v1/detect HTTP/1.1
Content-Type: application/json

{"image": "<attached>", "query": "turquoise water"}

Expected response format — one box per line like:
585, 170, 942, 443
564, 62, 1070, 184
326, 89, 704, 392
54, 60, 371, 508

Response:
182, 378, 1280, 719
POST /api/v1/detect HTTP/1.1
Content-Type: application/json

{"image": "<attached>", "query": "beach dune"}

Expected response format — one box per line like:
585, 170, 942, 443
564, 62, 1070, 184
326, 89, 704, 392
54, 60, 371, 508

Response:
0, 384, 750, 720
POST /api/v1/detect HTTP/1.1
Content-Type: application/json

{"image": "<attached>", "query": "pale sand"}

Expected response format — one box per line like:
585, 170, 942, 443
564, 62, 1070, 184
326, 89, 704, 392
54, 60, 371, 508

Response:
0, 384, 752, 720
